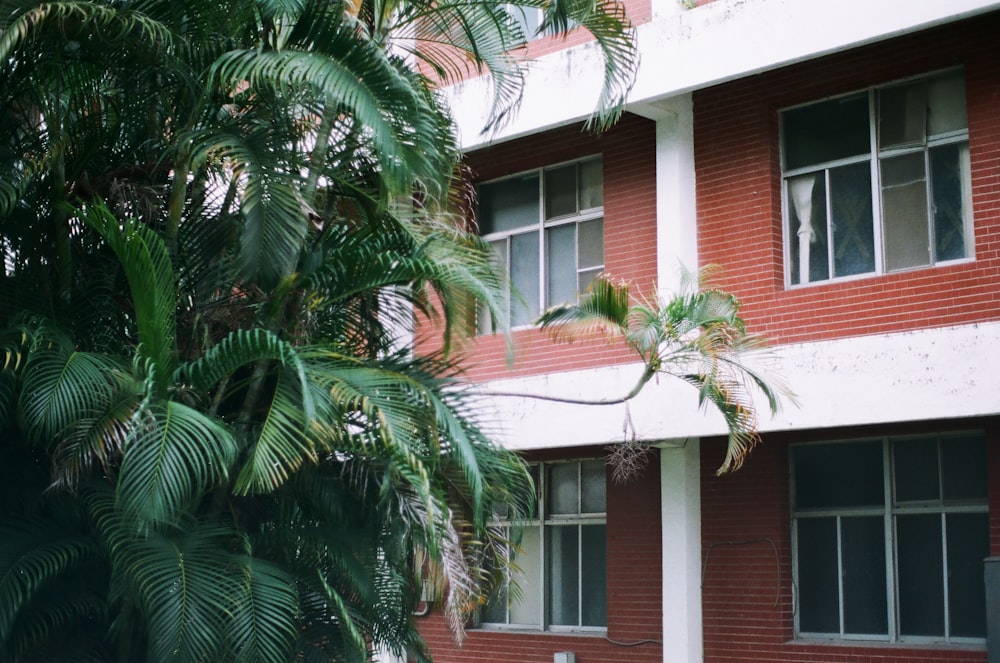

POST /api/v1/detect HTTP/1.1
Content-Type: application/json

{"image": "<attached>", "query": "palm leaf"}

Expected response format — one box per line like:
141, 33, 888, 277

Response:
83, 203, 179, 389
116, 400, 238, 528
18, 346, 126, 449
225, 557, 299, 663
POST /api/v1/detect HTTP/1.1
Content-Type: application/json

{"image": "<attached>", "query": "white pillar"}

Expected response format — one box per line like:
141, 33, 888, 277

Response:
652, 93, 698, 296
660, 439, 703, 663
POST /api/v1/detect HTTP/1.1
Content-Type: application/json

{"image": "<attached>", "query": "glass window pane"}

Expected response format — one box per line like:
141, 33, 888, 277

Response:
882, 153, 930, 272
797, 517, 840, 633
897, 514, 945, 637
787, 173, 830, 284
577, 218, 604, 270
580, 460, 606, 513
510, 231, 539, 327
581, 525, 607, 627
842, 516, 888, 635
479, 174, 539, 234
579, 159, 603, 209
931, 143, 969, 262
549, 525, 579, 626
946, 512, 989, 638
793, 441, 884, 510
509, 526, 542, 625
477, 239, 506, 334
927, 72, 968, 136
830, 162, 875, 278
783, 93, 870, 170
481, 536, 508, 623
548, 463, 579, 515
546, 224, 576, 307
578, 268, 601, 296
941, 434, 987, 502
893, 437, 940, 503
545, 165, 577, 219
879, 81, 927, 149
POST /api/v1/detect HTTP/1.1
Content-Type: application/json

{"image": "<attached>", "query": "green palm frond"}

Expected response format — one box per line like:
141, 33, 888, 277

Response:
233, 369, 319, 495
535, 0, 637, 131
0, 1, 174, 64
0, 516, 98, 647
116, 400, 238, 528
114, 520, 241, 663
18, 346, 126, 449
225, 557, 299, 663
539, 270, 792, 473
83, 203, 178, 389
389, 0, 526, 131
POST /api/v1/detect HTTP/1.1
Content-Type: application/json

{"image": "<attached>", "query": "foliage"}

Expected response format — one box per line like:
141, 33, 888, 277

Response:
0, 0, 636, 661
538, 267, 793, 476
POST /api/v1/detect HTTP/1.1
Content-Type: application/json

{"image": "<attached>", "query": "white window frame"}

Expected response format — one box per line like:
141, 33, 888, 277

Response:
477, 156, 604, 332
480, 459, 608, 633
790, 432, 989, 645
780, 69, 974, 288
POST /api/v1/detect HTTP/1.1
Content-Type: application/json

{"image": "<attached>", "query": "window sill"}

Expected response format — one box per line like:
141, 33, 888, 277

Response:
786, 637, 986, 652
475, 625, 608, 638
784, 256, 977, 291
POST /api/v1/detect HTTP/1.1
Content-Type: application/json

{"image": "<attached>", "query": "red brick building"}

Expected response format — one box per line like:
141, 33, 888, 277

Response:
412, 2, 1000, 662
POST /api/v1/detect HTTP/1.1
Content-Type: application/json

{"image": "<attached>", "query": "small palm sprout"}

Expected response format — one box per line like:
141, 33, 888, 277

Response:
537, 266, 793, 478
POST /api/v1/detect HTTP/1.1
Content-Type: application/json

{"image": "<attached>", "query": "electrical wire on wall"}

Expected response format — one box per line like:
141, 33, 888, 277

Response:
701, 538, 782, 609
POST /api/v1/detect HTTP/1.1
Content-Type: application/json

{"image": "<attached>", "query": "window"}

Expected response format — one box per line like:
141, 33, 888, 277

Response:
781, 70, 972, 286
477, 158, 604, 331
502, 5, 573, 41
791, 433, 989, 643
482, 460, 607, 631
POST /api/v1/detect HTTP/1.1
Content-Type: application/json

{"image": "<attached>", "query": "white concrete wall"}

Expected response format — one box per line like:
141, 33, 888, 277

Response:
478, 319, 1000, 451
446, 0, 1000, 150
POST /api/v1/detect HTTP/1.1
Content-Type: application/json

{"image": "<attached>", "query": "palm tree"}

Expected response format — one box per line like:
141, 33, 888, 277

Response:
0, 0, 636, 661
536, 268, 793, 478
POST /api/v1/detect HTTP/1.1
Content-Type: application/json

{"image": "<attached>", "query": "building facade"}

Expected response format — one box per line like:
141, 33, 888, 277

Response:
416, 2, 1000, 662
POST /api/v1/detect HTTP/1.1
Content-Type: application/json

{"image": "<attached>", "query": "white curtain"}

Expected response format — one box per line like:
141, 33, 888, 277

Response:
789, 174, 817, 283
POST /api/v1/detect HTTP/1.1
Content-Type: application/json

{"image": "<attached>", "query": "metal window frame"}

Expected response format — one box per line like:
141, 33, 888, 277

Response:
790, 432, 989, 645
780, 68, 973, 288
480, 459, 608, 633
478, 157, 605, 331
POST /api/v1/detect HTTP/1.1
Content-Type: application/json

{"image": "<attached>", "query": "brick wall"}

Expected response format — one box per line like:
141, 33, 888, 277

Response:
417, 113, 658, 381
701, 418, 1000, 663
418, 446, 663, 663
693, 11, 1000, 347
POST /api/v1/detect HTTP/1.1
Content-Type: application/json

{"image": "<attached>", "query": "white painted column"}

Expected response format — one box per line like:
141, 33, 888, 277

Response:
651, 93, 699, 296
660, 439, 703, 663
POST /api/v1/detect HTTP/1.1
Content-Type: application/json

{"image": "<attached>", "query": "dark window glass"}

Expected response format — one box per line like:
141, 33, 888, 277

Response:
783, 93, 870, 171
545, 165, 578, 219
931, 143, 968, 262
947, 512, 989, 638
479, 174, 539, 234
842, 516, 888, 634
897, 514, 945, 637
830, 162, 875, 278
581, 525, 607, 626
893, 437, 939, 503
941, 434, 987, 502
878, 81, 927, 149
549, 525, 579, 626
793, 441, 884, 509
797, 517, 839, 633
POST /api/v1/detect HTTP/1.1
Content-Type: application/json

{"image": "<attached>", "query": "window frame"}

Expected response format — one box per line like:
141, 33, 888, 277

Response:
789, 432, 989, 646
479, 459, 608, 633
477, 156, 605, 332
780, 68, 974, 289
